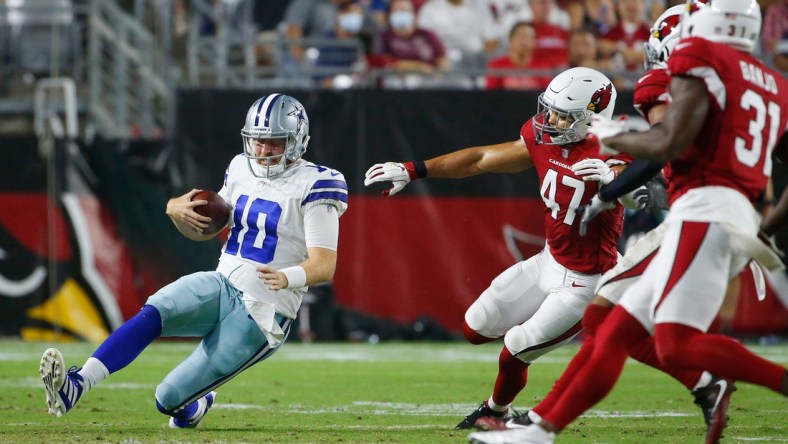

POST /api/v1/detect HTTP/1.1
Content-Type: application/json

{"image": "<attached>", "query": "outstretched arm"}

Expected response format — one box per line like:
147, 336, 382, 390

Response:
364, 138, 533, 195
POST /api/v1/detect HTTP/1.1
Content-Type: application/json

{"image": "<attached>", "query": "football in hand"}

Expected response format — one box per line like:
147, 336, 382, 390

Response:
191, 190, 232, 235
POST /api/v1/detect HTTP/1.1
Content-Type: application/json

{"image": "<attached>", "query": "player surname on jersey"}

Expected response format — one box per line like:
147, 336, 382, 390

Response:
739, 61, 779, 94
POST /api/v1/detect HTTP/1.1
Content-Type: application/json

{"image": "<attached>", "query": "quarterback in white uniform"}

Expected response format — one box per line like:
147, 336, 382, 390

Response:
39, 94, 348, 429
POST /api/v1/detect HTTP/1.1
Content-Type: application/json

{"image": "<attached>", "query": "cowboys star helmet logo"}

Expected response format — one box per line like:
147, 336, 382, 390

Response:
587, 83, 613, 114
288, 102, 308, 134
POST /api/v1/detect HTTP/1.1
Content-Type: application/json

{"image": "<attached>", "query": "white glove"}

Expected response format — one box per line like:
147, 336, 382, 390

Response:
588, 114, 628, 156
579, 194, 616, 237
571, 158, 616, 186
364, 162, 413, 196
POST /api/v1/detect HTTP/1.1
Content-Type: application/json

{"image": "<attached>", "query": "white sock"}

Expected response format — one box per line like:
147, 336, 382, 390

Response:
693, 371, 713, 391
487, 396, 510, 412
78, 357, 110, 391
527, 409, 543, 424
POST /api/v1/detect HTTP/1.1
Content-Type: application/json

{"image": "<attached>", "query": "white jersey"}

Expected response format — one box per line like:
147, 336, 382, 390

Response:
216, 155, 348, 321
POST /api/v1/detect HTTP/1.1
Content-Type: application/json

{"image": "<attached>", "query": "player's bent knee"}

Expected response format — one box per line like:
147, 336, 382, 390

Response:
155, 383, 184, 413
462, 321, 497, 344
502, 326, 532, 361
464, 300, 498, 335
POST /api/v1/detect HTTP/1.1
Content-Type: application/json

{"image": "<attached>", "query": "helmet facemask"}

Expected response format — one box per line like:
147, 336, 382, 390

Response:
242, 134, 295, 178
533, 95, 591, 145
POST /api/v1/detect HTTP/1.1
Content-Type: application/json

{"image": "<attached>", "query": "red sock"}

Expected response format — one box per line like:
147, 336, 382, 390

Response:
544, 306, 649, 430
533, 335, 594, 417
492, 347, 529, 406
463, 321, 497, 345
627, 335, 703, 391
533, 304, 610, 416
655, 323, 786, 393
582, 304, 612, 336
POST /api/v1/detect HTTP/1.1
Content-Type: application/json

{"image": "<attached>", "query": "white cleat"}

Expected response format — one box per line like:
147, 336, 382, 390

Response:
468, 424, 556, 444
40, 348, 67, 417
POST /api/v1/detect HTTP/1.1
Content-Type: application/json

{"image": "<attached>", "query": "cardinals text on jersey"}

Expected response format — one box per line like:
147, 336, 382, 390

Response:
520, 120, 632, 274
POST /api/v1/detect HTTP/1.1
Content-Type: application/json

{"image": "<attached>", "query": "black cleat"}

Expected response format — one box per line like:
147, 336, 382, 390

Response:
692, 376, 736, 444
456, 401, 507, 430
475, 409, 533, 430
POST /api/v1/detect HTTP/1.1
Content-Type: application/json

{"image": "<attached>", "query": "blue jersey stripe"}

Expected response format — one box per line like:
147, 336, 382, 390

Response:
311, 179, 348, 191
302, 191, 349, 206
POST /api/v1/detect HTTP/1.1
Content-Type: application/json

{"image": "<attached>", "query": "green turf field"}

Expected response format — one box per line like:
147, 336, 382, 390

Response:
1, 339, 785, 443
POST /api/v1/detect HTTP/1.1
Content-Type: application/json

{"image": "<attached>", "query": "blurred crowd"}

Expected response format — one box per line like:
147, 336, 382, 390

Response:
183, 0, 788, 90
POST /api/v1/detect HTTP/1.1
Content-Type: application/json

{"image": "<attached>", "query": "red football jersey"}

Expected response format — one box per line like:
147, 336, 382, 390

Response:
634, 68, 674, 183
667, 37, 788, 203
633, 68, 671, 122
521, 120, 632, 274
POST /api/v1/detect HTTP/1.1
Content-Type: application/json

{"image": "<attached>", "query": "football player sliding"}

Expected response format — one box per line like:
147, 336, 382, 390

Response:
39, 94, 349, 428
366, 67, 647, 430
469, 1, 788, 443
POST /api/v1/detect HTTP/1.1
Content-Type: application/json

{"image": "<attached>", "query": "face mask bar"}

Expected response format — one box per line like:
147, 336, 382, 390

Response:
532, 94, 586, 145
242, 135, 293, 178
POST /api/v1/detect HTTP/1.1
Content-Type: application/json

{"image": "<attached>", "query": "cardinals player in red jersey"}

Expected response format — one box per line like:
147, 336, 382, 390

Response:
365, 67, 645, 430
468, 1, 788, 443
473, 7, 739, 442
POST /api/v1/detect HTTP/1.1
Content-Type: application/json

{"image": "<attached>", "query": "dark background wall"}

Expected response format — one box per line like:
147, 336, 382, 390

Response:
1, 89, 786, 341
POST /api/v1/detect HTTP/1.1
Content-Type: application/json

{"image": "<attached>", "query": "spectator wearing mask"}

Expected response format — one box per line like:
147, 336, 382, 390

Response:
374, 0, 449, 74
284, 0, 379, 62
315, 1, 373, 87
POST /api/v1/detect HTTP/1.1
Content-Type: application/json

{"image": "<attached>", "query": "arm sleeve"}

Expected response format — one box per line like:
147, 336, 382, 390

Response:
598, 158, 667, 202
304, 204, 340, 251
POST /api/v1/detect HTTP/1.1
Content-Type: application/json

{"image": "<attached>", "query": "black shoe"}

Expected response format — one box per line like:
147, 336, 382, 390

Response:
692, 376, 736, 444
474, 409, 532, 430
455, 401, 507, 430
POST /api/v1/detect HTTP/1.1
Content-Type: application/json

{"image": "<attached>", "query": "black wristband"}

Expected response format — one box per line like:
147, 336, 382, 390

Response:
412, 160, 428, 178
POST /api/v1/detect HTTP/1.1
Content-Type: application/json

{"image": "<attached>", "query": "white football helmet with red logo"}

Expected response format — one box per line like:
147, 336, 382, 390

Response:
533, 67, 617, 146
683, 0, 761, 54
644, 5, 684, 69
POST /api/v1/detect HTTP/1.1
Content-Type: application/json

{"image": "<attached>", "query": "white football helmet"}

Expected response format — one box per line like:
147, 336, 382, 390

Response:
644, 5, 684, 70
241, 94, 310, 178
682, 0, 761, 54
533, 67, 617, 146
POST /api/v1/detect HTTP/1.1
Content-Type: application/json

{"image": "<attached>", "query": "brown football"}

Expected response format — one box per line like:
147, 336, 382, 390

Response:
191, 190, 231, 235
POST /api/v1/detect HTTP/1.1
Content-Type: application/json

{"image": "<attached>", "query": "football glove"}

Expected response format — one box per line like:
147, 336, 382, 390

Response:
571, 158, 616, 186
578, 194, 616, 237
619, 185, 649, 210
364, 162, 418, 196
588, 114, 628, 155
